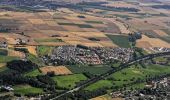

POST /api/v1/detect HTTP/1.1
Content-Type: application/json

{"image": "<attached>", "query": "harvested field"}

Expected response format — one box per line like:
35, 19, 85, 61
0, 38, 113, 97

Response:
91, 95, 122, 100
27, 46, 37, 56
137, 35, 170, 48
108, 19, 130, 34
82, 28, 99, 32
136, 41, 152, 48
81, 42, 103, 47
26, 32, 49, 38
153, 30, 169, 36
28, 19, 46, 24
71, 32, 107, 38
14, 46, 37, 56
65, 41, 82, 46
63, 26, 84, 32
0, 63, 6, 68
38, 42, 68, 46
103, 1, 136, 8
45, 20, 58, 26
128, 18, 166, 30
98, 41, 117, 47
6, 38, 17, 44
7, 50, 25, 58
0, 11, 124, 48
1, 9, 169, 49
40, 66, 72, 75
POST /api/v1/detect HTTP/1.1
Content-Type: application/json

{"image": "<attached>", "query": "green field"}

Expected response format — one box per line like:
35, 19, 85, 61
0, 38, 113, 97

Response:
0, 56, 19, 63
67, 65, 112, 75
114, 14, 131, 19
26, 53, 44, 66
85, 80, 113, 91
52, 74, 87, 89
106, 35, 130, 48
37, 46, 54, 56
0, 5, 42, 12
85, 63, 170, 91
153, 57, 167, 62
85, 21, 104, 24
13, 85, 43, 95
0, 49, 8, 56
24, 69, 42, 77
35, 38, 63, 43
57, 23, 93, 28
160, 36, 170, 43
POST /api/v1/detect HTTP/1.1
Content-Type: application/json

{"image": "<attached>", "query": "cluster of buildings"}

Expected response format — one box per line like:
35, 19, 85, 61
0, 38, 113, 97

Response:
42, 46, 134, 65
0, 85, 14, 91
151, 47, 170, 53
15, 38, 29, 45
91, 47, 133, 63
0, 37, 7, 48
111, 77, 170, 100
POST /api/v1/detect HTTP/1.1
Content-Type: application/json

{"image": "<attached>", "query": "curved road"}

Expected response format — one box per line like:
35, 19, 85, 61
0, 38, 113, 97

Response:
50, 51, 170, 100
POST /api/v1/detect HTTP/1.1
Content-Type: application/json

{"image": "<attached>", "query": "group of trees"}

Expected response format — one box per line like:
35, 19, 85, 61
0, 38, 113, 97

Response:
7, 60, 37, 73
42, 88, 107, 100
0, 60, 57, 96
152, 5, 170, 10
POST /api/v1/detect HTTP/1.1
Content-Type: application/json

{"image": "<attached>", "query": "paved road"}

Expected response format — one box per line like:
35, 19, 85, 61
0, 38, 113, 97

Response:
50, 51, 170, 100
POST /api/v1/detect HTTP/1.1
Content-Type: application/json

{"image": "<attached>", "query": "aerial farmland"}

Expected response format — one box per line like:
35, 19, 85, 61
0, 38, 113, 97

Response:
0, 0, 170, 100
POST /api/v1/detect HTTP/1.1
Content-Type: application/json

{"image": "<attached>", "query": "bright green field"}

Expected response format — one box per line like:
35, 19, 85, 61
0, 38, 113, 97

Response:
24, 69, 42, 77
26, 53, 44, 66
67, 65, 112, 75
52, 74, 87, 89
85, 80, 113, 91
13, 85, 43, 95
153, 57, 167, 62
37, 46, 54, 56
86, 64, 170, 91
0, 56, 19, 63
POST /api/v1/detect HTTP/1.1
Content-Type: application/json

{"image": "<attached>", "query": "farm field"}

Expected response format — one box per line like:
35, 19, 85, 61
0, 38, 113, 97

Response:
90, 94, 113, 100
13, 85, 44, 95
0, 56, 19, 63
67, 65, 113, 75
106, 35, 130, 48
0, 9, 120, 48
37, 46, 54, 56
26, 53, 44, 66
52, 74, 87, 89
136, 35, 170, 48
0, 63, 5, 68
40, 66, 72, 75
24, 69, 42, 77
85, 63, 170, 91
0, 6, 169, 48
0, 0, 170, 99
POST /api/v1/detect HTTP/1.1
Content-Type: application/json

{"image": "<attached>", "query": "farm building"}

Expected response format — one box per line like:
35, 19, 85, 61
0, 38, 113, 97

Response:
0, 37, 7, 48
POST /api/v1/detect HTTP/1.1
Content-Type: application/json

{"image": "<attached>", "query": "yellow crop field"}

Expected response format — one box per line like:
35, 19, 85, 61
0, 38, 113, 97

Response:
137, 35, 170, 48
28, 19, 46, 24
40, 66, 72, 75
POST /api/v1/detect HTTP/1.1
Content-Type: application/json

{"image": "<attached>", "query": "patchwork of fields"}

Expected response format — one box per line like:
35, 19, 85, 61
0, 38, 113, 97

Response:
0, 10, 122, 48
0, 0, 170, 99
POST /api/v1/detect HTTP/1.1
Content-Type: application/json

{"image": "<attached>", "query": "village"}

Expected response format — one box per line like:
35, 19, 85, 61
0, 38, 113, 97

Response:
42, 45, 134, 65
110, 77, 170, 100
